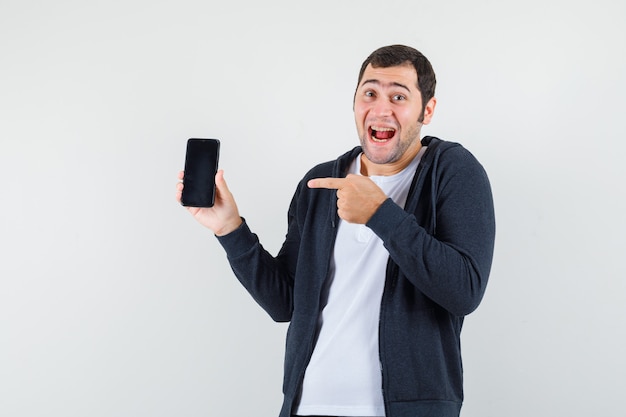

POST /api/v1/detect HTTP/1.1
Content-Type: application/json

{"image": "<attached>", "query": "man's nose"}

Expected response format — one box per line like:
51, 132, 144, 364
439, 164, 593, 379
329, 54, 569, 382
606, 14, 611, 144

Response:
371, 99, 392, 117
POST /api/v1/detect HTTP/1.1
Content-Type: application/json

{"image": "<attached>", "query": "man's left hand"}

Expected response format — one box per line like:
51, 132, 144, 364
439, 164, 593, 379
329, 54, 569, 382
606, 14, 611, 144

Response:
308, 174, 387, 224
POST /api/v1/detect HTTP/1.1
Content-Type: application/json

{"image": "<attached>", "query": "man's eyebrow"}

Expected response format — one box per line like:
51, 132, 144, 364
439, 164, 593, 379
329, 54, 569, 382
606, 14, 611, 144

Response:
360, 79, 412, 92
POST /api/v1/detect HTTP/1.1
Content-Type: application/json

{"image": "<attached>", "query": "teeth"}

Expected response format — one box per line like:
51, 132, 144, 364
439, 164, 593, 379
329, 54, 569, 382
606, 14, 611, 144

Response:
371, 126, 395, 142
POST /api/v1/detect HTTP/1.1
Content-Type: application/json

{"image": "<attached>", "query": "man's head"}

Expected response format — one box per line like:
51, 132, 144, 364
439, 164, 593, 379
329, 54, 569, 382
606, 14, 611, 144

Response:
355, 45, 436, 122
353, 45, 437, 175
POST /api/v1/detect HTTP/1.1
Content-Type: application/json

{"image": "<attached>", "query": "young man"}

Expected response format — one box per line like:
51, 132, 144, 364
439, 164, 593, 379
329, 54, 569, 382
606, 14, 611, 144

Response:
177, 45, 496, 417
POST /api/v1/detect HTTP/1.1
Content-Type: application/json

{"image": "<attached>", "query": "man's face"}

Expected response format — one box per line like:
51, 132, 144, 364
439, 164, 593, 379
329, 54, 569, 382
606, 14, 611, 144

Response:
354, 63, 435, 171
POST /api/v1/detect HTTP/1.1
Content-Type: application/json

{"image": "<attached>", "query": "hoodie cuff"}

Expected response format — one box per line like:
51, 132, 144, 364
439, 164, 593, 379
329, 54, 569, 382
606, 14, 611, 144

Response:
366, 198, 411, 243
215, 218, 259, 259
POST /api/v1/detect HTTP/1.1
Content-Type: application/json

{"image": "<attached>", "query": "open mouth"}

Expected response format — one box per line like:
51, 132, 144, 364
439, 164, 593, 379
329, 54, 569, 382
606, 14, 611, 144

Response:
369, 126, 396, 143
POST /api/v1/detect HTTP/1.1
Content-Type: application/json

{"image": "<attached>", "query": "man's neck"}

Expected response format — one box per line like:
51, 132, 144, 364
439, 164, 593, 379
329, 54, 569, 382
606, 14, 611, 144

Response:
360, 142, 423, 176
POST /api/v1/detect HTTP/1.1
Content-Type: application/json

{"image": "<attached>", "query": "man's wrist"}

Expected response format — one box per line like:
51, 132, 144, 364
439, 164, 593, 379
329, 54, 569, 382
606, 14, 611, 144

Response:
214, 217, 243, 236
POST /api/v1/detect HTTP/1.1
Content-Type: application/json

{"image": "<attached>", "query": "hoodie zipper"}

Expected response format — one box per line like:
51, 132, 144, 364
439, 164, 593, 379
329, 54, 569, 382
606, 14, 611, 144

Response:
292, 152, 351, 412
377, 138, 439, 416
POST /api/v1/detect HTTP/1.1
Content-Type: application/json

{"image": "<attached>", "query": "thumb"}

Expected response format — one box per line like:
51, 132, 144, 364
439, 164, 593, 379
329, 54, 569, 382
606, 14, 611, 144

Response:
215, 170, 234, 200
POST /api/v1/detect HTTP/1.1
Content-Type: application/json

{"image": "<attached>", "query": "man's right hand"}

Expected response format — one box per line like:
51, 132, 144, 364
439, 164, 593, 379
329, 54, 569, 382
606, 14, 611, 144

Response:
176, 170, 243, 236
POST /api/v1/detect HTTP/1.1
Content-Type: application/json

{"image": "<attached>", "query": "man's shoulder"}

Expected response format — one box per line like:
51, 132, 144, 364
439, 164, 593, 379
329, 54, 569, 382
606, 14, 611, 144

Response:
422, 137, 490, 191
424, 136, 483, 166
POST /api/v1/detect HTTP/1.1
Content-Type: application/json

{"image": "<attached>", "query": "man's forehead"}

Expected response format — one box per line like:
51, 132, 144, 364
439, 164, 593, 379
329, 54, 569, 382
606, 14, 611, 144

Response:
361, 63, 419, 89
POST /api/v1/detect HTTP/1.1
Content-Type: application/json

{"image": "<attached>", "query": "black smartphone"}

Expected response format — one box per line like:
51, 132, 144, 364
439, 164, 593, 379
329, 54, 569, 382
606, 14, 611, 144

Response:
181, 138, 220, 207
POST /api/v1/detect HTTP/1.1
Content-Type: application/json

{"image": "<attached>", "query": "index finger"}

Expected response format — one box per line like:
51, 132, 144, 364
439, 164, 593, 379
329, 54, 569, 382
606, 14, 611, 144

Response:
307, 177, 346, 189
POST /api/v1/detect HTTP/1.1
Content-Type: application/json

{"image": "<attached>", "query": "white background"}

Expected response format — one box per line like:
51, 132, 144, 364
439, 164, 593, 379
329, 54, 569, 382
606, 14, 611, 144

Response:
1, 1, 625, 416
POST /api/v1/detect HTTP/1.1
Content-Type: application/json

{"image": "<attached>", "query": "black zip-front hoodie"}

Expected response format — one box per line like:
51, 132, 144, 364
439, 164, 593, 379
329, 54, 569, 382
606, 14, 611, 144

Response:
217, 136, 496, 417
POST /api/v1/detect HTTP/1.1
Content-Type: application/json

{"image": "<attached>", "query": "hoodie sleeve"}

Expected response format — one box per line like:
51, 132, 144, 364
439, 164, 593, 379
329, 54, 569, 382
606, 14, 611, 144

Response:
367, 145, 496, 316
216, 181, 305, 323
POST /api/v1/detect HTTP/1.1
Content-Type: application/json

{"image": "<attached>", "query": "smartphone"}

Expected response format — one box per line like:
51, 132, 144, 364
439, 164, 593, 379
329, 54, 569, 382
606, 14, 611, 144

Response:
181, 138, 220, 207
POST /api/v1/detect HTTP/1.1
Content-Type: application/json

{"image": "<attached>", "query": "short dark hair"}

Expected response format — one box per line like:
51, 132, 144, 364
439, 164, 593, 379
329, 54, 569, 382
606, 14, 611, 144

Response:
356, 45, 437, 107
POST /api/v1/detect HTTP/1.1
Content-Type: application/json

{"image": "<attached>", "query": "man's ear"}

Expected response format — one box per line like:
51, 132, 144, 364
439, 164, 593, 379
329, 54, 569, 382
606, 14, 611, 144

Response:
421, 97, 437, 125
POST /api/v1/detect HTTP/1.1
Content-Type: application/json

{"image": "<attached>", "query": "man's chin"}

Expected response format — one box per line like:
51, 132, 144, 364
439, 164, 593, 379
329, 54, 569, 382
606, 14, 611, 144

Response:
361, 147, 400, 166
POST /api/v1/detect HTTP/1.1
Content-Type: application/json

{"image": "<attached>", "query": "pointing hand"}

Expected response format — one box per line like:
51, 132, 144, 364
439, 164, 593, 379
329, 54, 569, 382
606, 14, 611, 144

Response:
308, 174, 387, 224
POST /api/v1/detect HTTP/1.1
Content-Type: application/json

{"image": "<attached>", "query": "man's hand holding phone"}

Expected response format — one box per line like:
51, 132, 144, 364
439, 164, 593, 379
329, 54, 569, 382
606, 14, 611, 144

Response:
176, 170, 243, 236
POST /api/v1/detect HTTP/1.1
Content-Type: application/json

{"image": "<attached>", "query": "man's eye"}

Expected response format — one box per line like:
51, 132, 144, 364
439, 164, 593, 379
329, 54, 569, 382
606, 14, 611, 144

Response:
393, 94, 406, 101
364, 91, 375, 97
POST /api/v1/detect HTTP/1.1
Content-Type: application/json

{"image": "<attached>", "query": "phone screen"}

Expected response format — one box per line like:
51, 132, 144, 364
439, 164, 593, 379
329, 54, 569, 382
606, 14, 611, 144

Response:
181, 138, 220, 207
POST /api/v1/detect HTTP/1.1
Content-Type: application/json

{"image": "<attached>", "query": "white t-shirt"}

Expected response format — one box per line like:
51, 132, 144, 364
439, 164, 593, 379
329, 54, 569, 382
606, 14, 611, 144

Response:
295, 148, 426, 417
